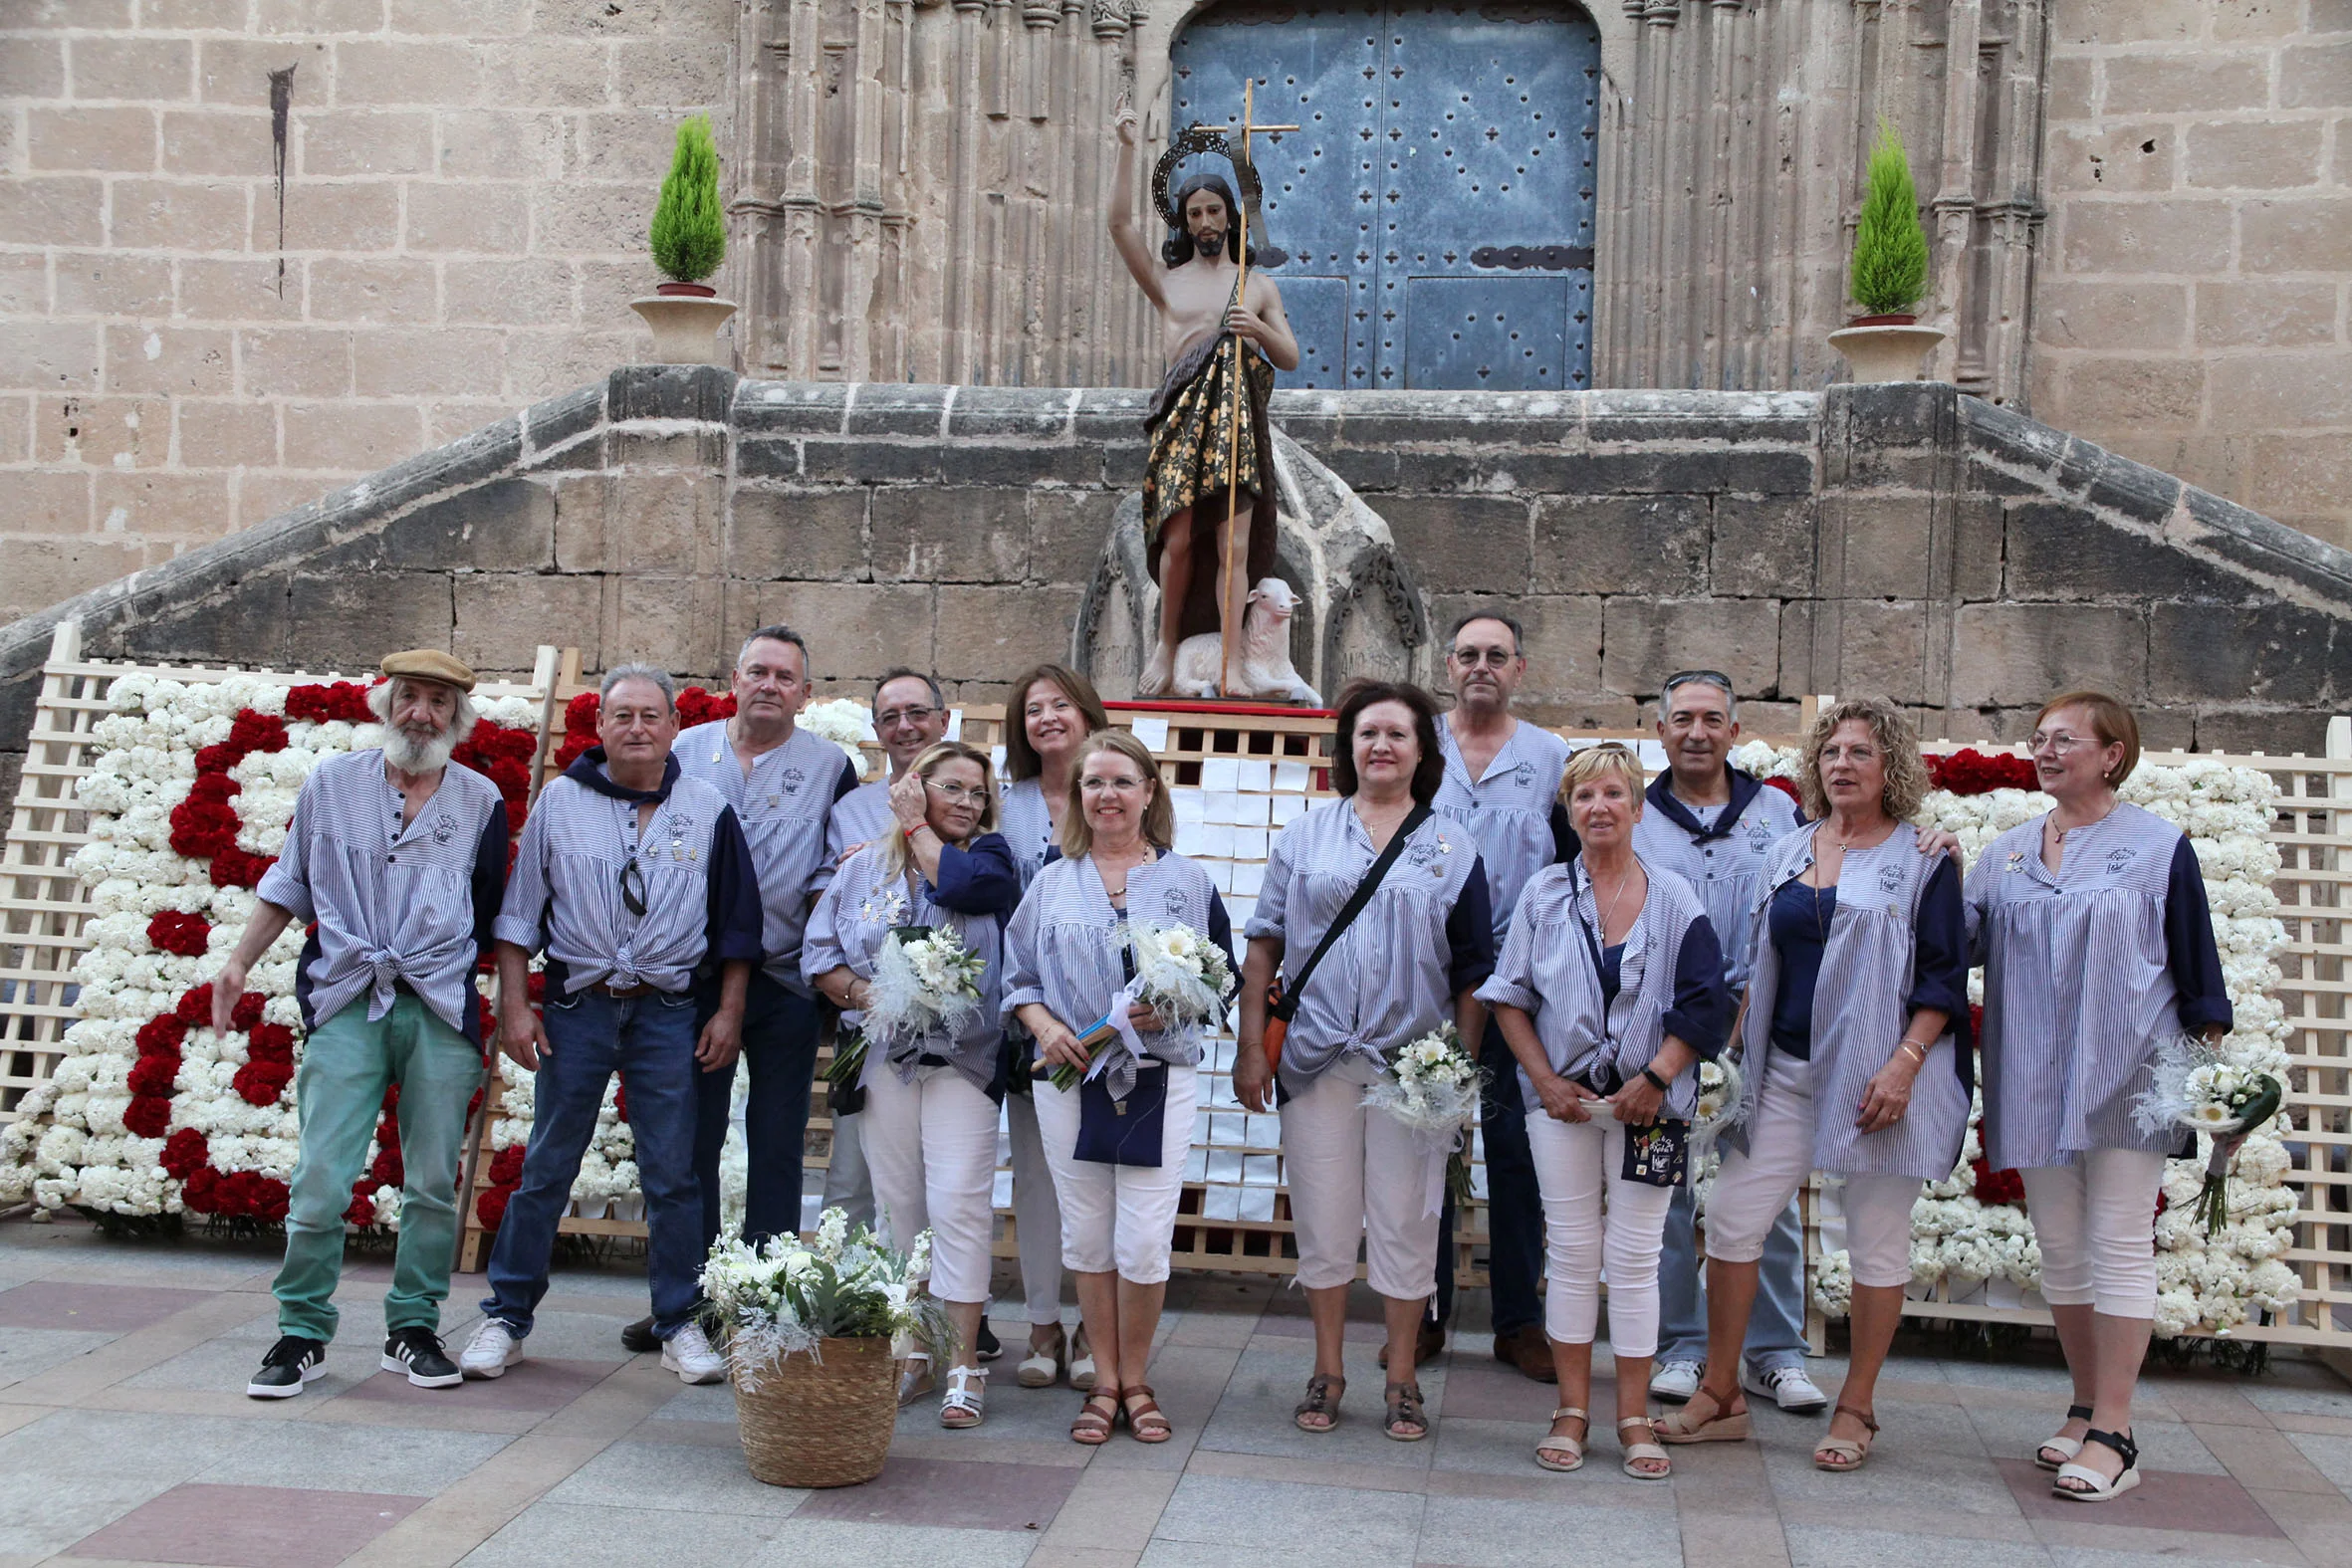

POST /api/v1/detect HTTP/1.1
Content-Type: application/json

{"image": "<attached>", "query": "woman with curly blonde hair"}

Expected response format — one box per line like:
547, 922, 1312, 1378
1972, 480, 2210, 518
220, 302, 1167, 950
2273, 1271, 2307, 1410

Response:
1656, 698, 1970, 1473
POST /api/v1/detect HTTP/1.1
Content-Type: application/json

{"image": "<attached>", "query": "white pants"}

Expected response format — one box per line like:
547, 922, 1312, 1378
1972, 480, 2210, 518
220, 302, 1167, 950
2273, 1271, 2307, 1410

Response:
2019, 1149, 2166, 1318
1281, 1067, 1443, 1301
1707, 1053, 1922, 1289
820, 1108, 875, 1232
1005, 1091, 1067, 1326
861, 1063, 1000, 1305
1526, 1114, 1674, 1356
1032, 1066, 1198, 1285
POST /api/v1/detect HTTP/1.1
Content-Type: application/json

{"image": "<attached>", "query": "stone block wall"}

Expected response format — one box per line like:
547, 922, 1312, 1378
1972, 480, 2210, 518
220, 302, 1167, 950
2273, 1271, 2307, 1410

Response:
0, 0, 730, 620
2034, 0, 2352, 549
1, 369, 2344, 803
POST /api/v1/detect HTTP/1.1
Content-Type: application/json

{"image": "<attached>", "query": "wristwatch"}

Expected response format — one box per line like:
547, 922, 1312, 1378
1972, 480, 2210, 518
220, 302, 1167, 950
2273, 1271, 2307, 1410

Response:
1640, 1065, 1670, 1094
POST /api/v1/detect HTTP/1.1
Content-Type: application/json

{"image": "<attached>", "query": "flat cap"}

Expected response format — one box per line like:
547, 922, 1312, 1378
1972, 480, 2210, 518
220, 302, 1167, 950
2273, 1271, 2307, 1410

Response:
378, 649, 477, 692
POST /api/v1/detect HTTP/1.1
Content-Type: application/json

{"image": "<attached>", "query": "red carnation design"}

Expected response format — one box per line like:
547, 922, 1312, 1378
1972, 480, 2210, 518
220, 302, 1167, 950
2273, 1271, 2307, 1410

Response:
135, 1015, 189, 1056
246, 1022, 297, 1059
285, 681, 376, 725
121, 1096, 172, 1138
368, 1143, 404, 1190
1926, 748, 2037, 796
1764, 776, 1801, 803
231, 992, 266, 1031
489, 1146, 526, 1186
160, 1127, 209, 1179
174, 985, 214, 1024
168, 776, 242, 858
209, 847, 275, 889
126, 1054, 180, 1099
475, 1186, 511, 1228
145, 911, 211, 958
233, 1060, 295, 1106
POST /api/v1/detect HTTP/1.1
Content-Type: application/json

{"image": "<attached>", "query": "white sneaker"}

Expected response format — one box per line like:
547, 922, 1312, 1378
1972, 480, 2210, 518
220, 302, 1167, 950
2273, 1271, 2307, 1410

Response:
1649, 1359, 1703, 1402
661, 1323, 726, 1385
1744, 1363, 1829, 1414
459, 1320, 521, 1380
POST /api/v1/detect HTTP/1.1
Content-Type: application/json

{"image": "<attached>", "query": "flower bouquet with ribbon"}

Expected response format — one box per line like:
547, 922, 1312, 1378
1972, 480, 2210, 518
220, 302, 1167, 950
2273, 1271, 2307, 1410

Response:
1049, 918, 1234, 1092
1690, 1055, 1745, 1150
861, 923, 986, 1052
2134, 1034, 2284, 1237
1363, 1023, 1485, 1216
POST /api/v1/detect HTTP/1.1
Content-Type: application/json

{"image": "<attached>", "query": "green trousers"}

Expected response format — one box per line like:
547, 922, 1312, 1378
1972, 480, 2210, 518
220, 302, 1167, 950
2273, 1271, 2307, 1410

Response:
272, 993, 482, 1343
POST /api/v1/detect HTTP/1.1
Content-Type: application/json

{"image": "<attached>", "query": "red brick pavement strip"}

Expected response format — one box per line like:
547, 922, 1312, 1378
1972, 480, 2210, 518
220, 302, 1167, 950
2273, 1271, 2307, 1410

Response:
61, 1482, 423, 1568
326, 1357, 621, 1416
1993, 1456, 2287, 1536
0, 1281, 220, 1335
792, 1454, 1085, 1533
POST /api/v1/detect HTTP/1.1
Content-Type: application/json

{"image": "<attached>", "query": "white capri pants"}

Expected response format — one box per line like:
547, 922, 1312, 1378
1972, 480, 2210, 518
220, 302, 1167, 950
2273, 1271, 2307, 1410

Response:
1281, 1066, 1443, 1301
861, 1062, 1001, 1306
1005, 1091, 1068, 1325
1031, 1065, 1199, 1284
2018, 1149, 2166, 1318
1525, 1113, 1674, 1357
1706, 1053, 1922, 1290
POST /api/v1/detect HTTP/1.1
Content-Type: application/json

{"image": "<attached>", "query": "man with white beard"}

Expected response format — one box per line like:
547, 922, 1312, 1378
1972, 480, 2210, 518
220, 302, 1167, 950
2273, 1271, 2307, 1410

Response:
216, 651, 512, 1399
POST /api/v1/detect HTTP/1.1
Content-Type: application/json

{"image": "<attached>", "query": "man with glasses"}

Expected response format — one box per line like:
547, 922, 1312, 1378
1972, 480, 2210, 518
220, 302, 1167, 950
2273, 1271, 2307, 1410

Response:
465, 664, 762, 1385
817, 668, 954, 1232
1634, 669, 1822, 1413
1422, 611, 1573, 1380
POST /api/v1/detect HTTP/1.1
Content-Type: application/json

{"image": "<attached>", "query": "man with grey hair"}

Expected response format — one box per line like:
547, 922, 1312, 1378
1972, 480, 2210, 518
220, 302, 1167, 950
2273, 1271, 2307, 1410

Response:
220, 650, 510, 1399
1634, 668, 1822, 1413
816, 666, 953, 1232
465, 663, 762, 1385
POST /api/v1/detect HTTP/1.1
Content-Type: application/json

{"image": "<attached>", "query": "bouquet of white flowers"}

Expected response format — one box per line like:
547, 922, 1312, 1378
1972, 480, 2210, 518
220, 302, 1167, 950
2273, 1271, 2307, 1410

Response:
800, 697, 874, 777
1364, 1023, 1484, 1212
863, 925, 986, 1048
1691, 1055, 1744, 1145
700, 1207, 951, 1390
1051, 919, 1234, 1091
2134, 1035, 2285, 1236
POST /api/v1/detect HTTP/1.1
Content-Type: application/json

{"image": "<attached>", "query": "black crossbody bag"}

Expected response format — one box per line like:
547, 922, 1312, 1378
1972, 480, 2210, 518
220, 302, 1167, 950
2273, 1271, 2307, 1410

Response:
1570, 884, 1688, 1189
1263, 801, 1435, 1071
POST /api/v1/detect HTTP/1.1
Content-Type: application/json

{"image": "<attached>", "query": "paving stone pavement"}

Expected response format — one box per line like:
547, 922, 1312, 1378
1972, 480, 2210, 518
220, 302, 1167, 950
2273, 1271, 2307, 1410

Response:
3, 1211, 2349, 1568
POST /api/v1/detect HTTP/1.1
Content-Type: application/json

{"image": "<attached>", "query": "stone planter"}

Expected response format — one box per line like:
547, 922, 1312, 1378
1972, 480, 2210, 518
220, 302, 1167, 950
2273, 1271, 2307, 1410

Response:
630, 290, 738, 367
1828, 319, 1948, 383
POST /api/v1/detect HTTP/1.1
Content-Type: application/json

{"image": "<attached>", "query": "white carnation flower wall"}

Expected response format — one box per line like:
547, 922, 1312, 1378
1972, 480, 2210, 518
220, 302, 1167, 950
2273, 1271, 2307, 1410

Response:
1728, 742, 2296, 1337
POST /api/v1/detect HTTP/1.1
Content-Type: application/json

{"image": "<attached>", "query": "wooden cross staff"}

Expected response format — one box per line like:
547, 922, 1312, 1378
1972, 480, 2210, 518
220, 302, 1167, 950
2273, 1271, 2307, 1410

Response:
1197, 79, 1296, 697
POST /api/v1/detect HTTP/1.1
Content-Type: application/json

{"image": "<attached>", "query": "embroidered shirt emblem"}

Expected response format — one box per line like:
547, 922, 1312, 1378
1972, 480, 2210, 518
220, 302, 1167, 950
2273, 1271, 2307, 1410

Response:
2105, 846, 2136, 876
1877, 862, 1904, 896
782, 767, 806, 795
429, 812, 457, 845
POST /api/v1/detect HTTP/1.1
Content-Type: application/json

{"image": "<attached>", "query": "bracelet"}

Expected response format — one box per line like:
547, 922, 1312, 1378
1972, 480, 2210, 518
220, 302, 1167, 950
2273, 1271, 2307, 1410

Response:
1640, 1065, 1670, 1094
1896, 1039, 1929, 1063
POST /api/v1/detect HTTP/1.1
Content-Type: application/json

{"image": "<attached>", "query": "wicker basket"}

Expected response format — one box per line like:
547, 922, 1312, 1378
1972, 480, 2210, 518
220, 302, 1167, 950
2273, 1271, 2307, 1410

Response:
732, 1334, 897, 1488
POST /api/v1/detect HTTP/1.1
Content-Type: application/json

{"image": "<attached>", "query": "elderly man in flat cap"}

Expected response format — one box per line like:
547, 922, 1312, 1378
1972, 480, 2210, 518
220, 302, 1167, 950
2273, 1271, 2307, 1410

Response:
214, 650, 512, 1399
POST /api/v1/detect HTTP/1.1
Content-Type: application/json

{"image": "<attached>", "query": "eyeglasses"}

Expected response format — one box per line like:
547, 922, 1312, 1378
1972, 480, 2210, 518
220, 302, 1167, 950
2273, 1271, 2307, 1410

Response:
876, 705, 938, 729
1079, 774, 1149, 792
1818, 743, 1881, 764
618, 858, 647, 918
1663, 669, 1735, 695
2027, 731, 2088, 755
925, 781, 986, 805
1449, 646, 1517, 668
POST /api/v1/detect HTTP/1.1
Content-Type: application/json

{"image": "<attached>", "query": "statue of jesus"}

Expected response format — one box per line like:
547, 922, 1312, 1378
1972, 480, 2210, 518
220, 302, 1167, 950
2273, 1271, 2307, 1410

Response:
1110, 105, 1301, 697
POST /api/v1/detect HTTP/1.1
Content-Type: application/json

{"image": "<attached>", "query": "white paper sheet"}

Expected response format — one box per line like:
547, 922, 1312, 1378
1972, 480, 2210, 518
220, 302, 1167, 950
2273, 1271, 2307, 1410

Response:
1129, 716, 1170, 751
1205, 790, 1242, 824
1236, 793, 1272, 826
1272, 794, 1308, 825
1229, 860, 1266, 896
1274, 761, 1311, 791
1238, 759, 1272, 791
1233, 826, 1269, 859
1200, 757, 1240, 790
1203, 822, 1236, 857
1172, 786, 1206, 822
1174, 820, 1208, 855
948, 709, 965, 741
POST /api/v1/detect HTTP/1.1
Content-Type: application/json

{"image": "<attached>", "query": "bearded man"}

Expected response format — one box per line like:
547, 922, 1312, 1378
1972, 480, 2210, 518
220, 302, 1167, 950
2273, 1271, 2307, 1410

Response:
218, 651, 512, 1399
1109, 105, 1300, 695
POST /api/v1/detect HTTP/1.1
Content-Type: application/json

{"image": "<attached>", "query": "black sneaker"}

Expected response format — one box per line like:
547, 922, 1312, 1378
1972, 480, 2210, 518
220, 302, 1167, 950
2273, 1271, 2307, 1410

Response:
380, 1326, 462, 1389
975, 1317, 1002, 1362
619, 1315, 660, 1354
247, 1334, 328, 1399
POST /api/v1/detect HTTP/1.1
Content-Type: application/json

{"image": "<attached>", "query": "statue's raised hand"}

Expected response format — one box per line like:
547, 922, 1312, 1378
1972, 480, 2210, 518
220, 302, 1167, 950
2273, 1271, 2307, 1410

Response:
1114, 89, 1138, 145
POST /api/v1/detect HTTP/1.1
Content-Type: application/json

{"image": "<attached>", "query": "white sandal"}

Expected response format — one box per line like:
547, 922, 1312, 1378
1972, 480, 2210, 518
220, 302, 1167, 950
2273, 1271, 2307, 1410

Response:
1534, 1406, 1586, 1471
1618, 1415, 1672, 1479
895, 1350, 934, 1408
2053, 1428, 2140, 1502
1017, 1324, 1067, 1389
1068, 1326, 1097, 1392
2037, 1403, 2093, 1470
939, 1363, 987, 1429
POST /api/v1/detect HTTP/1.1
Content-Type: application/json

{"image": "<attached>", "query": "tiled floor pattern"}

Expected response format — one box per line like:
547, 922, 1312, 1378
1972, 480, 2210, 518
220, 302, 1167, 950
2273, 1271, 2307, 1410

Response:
2, 1212, 2349, 1568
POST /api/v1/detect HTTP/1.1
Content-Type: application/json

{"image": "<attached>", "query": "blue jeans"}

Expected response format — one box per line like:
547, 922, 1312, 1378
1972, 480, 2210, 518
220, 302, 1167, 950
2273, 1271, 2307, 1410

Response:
1655, 1182, 1807, 1373
1433, 1017, 1544, 1337
695, 971, 821, 1248
482, 987, 703, 1341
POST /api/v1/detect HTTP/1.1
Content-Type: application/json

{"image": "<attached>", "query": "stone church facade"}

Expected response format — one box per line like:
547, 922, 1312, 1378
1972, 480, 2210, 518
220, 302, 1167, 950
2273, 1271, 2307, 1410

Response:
0, 0, 2347, 623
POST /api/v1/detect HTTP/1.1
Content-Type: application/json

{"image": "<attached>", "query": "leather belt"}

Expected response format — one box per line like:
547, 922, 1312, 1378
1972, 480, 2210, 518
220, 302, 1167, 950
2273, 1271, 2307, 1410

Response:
592, 981, 655, 1000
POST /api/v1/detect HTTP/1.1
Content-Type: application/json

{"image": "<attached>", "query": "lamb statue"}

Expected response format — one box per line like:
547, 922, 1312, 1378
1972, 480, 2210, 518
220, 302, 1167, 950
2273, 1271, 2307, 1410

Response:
1169, 577, 1321, 705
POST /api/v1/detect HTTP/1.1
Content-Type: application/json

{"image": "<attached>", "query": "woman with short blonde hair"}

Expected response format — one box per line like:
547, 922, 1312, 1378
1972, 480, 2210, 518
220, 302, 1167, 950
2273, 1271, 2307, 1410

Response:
1006, 729, 1233, 1445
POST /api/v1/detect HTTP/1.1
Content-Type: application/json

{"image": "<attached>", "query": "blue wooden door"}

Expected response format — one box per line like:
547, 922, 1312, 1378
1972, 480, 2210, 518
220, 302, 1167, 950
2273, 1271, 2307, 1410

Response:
1169, 0, 1598, 391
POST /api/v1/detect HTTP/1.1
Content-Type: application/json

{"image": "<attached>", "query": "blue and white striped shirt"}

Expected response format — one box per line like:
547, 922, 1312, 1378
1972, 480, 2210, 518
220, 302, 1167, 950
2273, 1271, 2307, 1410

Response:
257, 750, 509, 1044
1246, 797, 1495, 1092
1722, 823, 1973, 1183
824, 779, 895, 869
996, 777, 1061, 890
1434, 719, 1571, 943
1631, 769, 1803, 992
1967, 803, 2233, 1170
1002, 849, 1235, 1094
675, 720, 859, 997
803, 834, 1019, 1095
1478, 856, 1731, 1120
494, 753, 763, 996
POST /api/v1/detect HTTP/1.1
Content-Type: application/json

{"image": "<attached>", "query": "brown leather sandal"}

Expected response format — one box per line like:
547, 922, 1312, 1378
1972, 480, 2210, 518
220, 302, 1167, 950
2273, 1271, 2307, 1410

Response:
1384, 1382, 1429, 1443
1121, 1384, 1172, 1444
1294, 1372, 1345, 1433
1070, 1387, 1119, 1446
